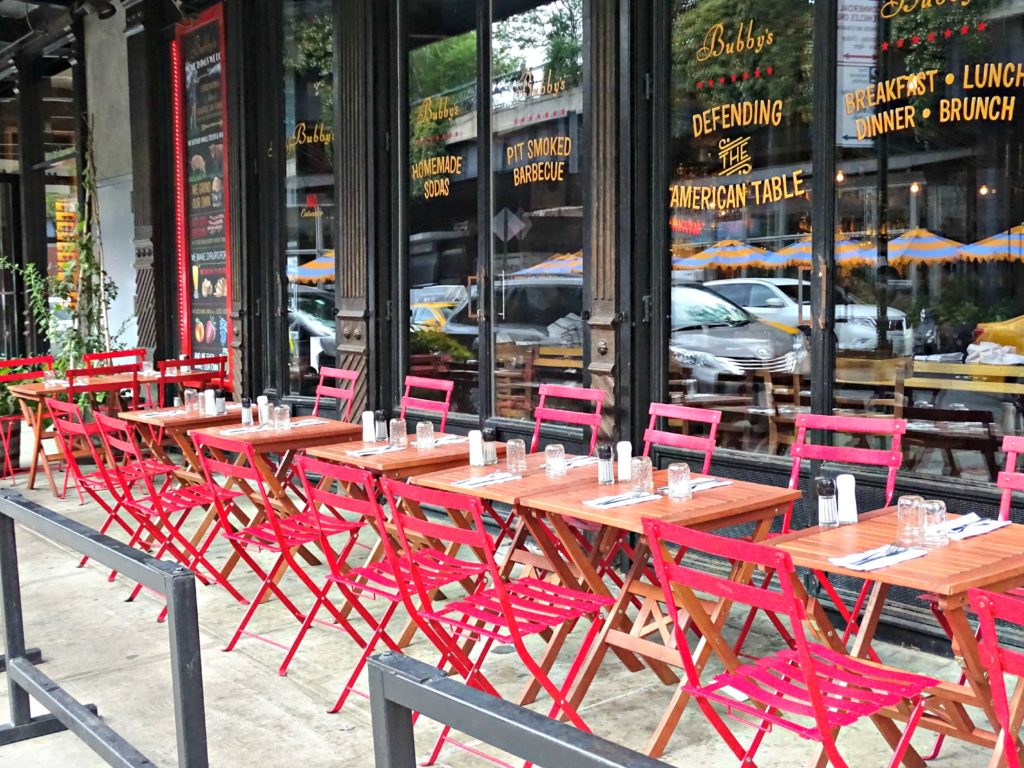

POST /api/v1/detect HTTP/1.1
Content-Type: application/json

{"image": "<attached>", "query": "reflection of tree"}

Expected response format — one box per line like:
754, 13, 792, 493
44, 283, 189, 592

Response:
671, 0, 813, 132
494, 0, 584, 87
284, 15, 334, 144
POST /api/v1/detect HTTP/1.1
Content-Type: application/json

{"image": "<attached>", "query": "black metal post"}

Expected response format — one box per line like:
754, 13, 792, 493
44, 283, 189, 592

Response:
367, 655, 418, 768
164, 567, 208, 768
0, 514, 29, 726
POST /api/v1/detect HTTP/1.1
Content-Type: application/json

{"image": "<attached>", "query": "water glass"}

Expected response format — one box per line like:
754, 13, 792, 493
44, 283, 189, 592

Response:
389, 418, 408, 448
141, 360, 155, 376
506, 438, 527, 473
630, 456, 654, 495
415, 420, 435, 449
42, 370, 56, 388
183, 389, 199, 413
896, 495, 925, 548
273, 404, 291, 430
922, 499, 949, 548
544, 444, 566, 477
667, 462, 692, 500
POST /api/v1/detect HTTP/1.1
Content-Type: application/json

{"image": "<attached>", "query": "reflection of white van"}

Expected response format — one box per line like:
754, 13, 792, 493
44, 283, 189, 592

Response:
706, 278, 913, 354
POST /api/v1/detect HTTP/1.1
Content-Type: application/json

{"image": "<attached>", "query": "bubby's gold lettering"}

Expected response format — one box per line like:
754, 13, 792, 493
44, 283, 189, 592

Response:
696, 20, 774, 61
939, 96, 1016, 123
843, 70, 938, 115
693, 100, 784, 138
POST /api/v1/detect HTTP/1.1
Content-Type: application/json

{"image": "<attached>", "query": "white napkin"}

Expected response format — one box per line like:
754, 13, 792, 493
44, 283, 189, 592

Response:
541, 456, 599, 470
829, 545, 927, 572
222, 425, 270, 436
658, 478, 732, 494
945, 513, 1011, 541
291, 418, 327, 428
140, 408, 188, 419
346, 445, 404, 457
433, 435, 467, 446
453, 472, 522, 489
583, 492, 662, 509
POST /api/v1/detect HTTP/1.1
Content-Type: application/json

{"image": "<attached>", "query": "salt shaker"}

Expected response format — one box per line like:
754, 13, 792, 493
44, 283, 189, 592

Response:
616, 440, 632, 482
257, 395, 270, 424
597, 443, 615, 484
816, 476, 839, 528
240, 397, 253, 425
361, 410, 375, 442
468, 430, 485, 467
374, 410, 388, 442
203, 388, 216, 416
482, 428, 498, 465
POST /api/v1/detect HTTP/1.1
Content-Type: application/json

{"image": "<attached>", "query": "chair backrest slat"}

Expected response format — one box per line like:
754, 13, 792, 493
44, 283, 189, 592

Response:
998, 435, 1024, 522
312, 366, 359, 420
293, 454, 379, 521
642, 402, 721, 474
0, 355, 55, 385
83, 348, 146, 370
400, 376, 454, 431
530, 384, 605, 455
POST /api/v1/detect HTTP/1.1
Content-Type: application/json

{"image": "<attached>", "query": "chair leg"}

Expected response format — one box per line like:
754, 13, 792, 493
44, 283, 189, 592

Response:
886, 697, 927, 768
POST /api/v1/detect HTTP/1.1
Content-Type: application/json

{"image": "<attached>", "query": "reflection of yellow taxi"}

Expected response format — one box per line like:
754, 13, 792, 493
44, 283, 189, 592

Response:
410, 302, 455, 331
974, 315, 1024, 352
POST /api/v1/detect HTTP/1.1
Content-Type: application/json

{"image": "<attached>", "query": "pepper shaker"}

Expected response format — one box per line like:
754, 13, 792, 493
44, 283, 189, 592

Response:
597, 443, 615, 484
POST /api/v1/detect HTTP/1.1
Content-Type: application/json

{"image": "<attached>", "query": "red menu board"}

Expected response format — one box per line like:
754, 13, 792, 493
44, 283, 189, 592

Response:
172, 4, 231, 372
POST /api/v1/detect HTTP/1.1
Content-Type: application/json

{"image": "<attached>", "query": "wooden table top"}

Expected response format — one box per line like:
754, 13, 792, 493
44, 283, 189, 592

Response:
189, 417, 361, 453
520, 471, 800, 535
10, 372, 161, 398
307, 434, 501, 474
119, 402, 253, 429
771, 508, 1024, 596
413, 452, 601, 505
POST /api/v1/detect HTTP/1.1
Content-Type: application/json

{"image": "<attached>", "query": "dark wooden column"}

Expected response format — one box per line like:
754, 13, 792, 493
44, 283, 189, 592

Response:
124, 0, 174, 361
15, 54, 45, 353
584, 0, 620, 439
333, 0, 377, 414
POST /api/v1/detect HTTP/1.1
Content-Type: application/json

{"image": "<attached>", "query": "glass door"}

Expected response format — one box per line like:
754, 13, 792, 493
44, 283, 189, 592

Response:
0, 177, 21, 358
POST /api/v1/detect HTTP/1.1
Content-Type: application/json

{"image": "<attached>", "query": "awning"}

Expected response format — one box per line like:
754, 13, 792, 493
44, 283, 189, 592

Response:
887, 228, 962, 266
514, 251, 583, 276
775, 236, 877, 268
672, 239, 782, 270
960, 224, 1024, 263
287, 253, 335, 284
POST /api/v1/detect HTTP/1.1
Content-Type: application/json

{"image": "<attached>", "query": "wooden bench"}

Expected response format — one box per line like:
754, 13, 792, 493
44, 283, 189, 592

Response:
532, 345, 584, 372
906, 360, 1024, 397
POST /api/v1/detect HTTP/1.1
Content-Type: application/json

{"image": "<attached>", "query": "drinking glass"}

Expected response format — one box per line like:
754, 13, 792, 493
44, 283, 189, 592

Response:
922, 499, 949, 548
141, 359, 155, 376
544, 444, 566, 477
415, 420, 435, 449
506, 438, 527, 473
273, 404, 291, 430
183, 389, 199, 413
389, 418, 408, 448
42, 370, 56, 388
667, 462, 692, 500
630, 456, 654, 495
896, 495, 925, 547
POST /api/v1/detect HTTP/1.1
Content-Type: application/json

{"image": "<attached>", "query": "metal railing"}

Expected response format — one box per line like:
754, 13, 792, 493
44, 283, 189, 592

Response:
368, 653, 671, 768
0, 489, 208, 767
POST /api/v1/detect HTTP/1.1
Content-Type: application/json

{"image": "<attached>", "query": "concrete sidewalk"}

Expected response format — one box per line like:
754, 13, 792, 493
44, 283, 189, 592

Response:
0, 476, 991, 767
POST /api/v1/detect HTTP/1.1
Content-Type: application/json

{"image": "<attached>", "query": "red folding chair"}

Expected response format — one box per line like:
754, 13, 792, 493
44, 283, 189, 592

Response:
529, 383, 604, 456
0, 355, 54, 482
66, 364, 141, 412
312, 366, 359, 420
379, 478, 613, 766
156, 355, 228, 407
83, 348, 146, 370
192, 431, 359, 667
642, 401, 721, 474
400, 375, 453, 432
969, 588, 1024, 768
92, 413, 246, 614
733, 412, 906, 660
644, 518, 936, 766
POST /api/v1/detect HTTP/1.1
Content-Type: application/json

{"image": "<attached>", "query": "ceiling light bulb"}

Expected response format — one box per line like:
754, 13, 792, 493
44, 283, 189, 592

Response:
835, 169, 845, 183
910, 181, 921, 194
979, 184, 990, 196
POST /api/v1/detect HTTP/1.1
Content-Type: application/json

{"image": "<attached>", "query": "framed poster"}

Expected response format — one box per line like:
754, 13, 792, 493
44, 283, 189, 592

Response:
172, 4, 231, 375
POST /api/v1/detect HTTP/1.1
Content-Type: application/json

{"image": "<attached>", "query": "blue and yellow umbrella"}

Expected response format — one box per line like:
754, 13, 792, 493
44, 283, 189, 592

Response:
887, 228, 962, 266
960, 224, 1024, 263
775, 236, 877, 268
672, 239, 783, 270
514, 251, 583, 276
287, 252, 336, 284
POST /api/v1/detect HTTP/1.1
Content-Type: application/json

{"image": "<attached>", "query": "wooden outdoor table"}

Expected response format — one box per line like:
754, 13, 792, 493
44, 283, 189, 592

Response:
119, 402, 255, 483
518, 473, 799, 758
308, 434, 501, 479
772, 508, 1024, 768
9, 373, 160, 494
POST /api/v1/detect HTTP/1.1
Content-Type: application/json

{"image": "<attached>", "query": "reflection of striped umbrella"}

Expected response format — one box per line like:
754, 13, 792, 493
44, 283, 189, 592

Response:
514, 251, 583, 276
672, 239, 782, 270
287, 252, 335, 284
960, 224, 1024, 262
887, 228, 962, 266
775, 236, 877, 267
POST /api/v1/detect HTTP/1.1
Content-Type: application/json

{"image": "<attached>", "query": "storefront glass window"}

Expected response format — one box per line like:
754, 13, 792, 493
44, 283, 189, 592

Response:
490, 0, 586, 420
283, 0, 337, 397
406, 0, 479, 414
40, 64, 78, 286
665, 0, 814, 454
835, 0, 1024, 480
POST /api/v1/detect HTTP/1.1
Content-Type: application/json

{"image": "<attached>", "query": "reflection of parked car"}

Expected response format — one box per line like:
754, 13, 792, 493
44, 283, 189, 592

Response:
288, 286, 336, 373
974, 314, 1024, 353
705, 277, 913, 354
441, 276, 584, 351
410, 302, 455, 331
670, 285, 809, 386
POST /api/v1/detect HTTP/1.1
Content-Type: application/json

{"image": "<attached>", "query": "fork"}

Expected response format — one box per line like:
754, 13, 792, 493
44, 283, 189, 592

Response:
594, 491, 646, 507
948, 517, 990, 534
847, 544, 902, 567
